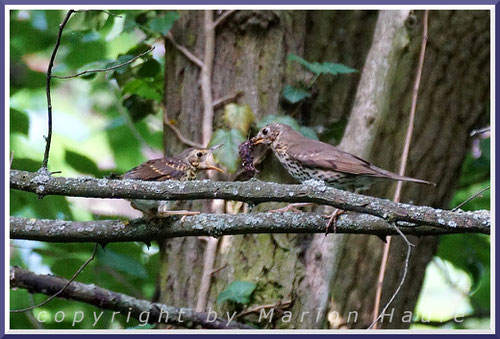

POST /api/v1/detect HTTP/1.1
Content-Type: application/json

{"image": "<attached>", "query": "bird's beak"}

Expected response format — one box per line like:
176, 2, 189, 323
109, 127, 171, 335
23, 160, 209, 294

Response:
209, 144, 223, 152
251, 137, 264, 144
203, 144, 224, 173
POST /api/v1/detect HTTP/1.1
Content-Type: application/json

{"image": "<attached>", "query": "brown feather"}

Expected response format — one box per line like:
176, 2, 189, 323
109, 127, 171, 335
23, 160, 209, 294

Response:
281, 126, 435, 186
122, 157, 190, 181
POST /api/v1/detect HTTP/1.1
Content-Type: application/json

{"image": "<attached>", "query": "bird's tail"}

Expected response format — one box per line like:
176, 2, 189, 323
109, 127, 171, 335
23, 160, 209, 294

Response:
374, 167, 436, 186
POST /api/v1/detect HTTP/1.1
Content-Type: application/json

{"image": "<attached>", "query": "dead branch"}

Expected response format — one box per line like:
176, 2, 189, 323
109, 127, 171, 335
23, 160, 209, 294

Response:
10, 170, 490, 232
10, 266, 251, 329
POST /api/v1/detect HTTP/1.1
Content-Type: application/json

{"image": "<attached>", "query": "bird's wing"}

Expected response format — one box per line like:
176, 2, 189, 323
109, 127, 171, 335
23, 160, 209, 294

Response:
122, 158, 189, 181
287, 139, 385, 177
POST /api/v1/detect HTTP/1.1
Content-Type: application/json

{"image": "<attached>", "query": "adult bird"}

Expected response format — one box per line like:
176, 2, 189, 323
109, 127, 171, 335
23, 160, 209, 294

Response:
251, 123, 435, 235
121, 145, 223, 218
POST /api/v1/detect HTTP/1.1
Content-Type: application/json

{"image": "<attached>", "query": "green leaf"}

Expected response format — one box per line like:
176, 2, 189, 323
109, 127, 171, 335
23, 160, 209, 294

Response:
122, 95, 156, 122
148, 12, 180, 36
64, 149, 101, 177
256, 115, 300, 131
217, 281, 256, 305
10, 108, 29, 135
223, 103, 255, 134
97, 248, 148, 279
137, 59, 161, 78
282, 85, 311, 104
288, 53, 357, 75
123, 79, 162, 102
208, 129, 246, 173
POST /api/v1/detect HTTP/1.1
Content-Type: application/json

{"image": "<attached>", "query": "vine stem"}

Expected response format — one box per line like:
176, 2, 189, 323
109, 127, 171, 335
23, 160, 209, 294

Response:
370, 10, 429, 330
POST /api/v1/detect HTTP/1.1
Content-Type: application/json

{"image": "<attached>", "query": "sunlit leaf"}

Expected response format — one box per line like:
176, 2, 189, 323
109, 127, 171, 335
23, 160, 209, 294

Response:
122, 79, 162, 102
223, 103, 255, 134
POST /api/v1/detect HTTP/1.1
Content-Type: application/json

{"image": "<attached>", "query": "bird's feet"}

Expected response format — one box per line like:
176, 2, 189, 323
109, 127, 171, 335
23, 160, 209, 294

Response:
269, 203, 314, 213
323, 209, 346, 236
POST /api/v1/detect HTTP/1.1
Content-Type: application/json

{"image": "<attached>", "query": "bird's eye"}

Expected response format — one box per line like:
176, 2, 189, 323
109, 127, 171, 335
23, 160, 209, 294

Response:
262, 128, 268, 135
196, 152, 203, 158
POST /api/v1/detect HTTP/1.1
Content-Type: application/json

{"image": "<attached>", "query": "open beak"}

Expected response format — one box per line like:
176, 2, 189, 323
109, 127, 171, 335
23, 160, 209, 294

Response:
251, 137, 264, 144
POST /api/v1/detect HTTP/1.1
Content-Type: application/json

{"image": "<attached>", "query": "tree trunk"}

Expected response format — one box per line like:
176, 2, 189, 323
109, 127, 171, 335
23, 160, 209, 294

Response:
157, 10, 489, 329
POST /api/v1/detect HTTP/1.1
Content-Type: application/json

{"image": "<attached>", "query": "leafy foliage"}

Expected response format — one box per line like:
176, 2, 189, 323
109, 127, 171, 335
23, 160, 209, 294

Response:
217, 281, 257, 305
288, 53, 357, 75
224, 103, 255, 134
209, 129, 246, 173
282, 85, 311, 104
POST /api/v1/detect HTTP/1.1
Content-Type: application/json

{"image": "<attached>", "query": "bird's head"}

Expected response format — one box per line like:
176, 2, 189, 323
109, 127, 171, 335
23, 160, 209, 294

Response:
251, 123, 292, 146
180, 145, 224, 173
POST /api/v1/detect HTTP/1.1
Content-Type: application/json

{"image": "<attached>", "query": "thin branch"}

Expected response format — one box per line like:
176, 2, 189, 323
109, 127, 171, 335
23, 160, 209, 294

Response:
213, 10, 236, 29
371, 10, 429, 329
213, 91, 244, 109
369, 224, 413, 329
42, 9, 74, 169
470, 126, 490, 137
165, 32, 204, 68
237, 299, 293, 318
452, 186, 490, 212
10, 170, 490, 231
11, 243, 98, 313
10, 212, 489, 244
10, 266, 251, 329
52, 47, 154, 79
162, 104, 203, 149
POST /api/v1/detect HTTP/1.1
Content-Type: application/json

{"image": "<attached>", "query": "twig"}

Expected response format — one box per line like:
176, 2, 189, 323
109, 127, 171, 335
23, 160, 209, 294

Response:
10, 266, 252, 329
452, 186, 490, 211
368, 224, 413, 329
371, 10, 429, 330
470, 126, 490, 137
213, 91, 244, 109
165, 32, 204, 68
213, 10, 236, 29
42, 9, 74, 169
52, 47, 154, 79
162, 103, 203, 149
237, 299, 293, 318
11, 243, 98, 313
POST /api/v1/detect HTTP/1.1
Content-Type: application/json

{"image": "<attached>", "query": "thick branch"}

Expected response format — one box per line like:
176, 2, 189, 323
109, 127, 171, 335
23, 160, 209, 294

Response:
10, 211, 489, 244
10, 267, 251, 329
10, 170, 490, 232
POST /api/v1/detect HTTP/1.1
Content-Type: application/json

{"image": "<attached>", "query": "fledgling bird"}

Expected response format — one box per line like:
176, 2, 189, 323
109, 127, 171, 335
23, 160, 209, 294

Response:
121, 145, 223, 218
251, 123, 435, 236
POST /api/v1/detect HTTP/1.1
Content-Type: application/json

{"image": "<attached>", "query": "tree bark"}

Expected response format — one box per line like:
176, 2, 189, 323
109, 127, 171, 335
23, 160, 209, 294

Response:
157, 10, 490, 329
